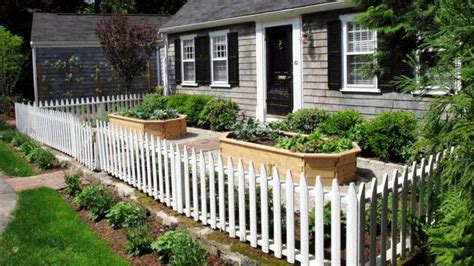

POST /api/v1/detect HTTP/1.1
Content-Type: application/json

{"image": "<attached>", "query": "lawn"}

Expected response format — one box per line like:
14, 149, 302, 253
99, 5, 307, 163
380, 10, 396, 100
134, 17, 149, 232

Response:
0, 141, 37, 177
0, 188, 128, 265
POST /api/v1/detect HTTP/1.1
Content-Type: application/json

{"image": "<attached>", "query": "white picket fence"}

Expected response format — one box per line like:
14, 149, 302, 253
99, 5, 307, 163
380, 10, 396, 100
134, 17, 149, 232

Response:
15, 100, 449, 265
35, 94, 144, 121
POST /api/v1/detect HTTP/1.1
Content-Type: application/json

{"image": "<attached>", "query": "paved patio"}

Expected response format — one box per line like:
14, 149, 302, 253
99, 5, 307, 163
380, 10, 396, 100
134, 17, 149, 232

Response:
0, 174, 17, 233
5, 170, 66, 192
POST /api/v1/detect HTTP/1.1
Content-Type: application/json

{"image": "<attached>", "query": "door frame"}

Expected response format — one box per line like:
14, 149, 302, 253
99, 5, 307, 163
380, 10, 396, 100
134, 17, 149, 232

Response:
256, 16, 303, 122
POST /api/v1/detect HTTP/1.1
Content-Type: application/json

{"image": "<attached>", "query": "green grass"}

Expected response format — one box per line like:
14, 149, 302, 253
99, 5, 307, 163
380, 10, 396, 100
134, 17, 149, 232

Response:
0, 188, 128, 266
0, 141, 37, 177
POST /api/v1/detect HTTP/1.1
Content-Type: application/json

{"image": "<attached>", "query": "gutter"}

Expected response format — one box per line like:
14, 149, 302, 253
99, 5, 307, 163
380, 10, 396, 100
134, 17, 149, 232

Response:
159, 1, 353, 33
31, 41, 38, 103
162, 33, 170, 95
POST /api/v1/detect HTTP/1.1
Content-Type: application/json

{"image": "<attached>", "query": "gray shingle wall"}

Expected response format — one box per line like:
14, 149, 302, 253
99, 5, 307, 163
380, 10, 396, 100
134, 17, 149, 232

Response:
36, 47, 158, 101
301, 10, 431, 119
167, 22, 257, 117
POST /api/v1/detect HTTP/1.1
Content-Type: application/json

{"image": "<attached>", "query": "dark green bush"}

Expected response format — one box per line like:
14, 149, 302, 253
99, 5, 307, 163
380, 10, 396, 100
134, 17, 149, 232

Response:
0, 129, 15, 142
64, 173, 82, 197
362, 111, 418, 162
163, 94, 190, 113
0, 120, 8, 131
142, 93, 167, 110
286, 108, 329, 134
106, 201, 148, 229
27, 147, 55, 170
19, 141, 40, 156
317, 110, 366, 141
125, 224, 153, 257
151, 230, 206, 265
198, 98, 238, 131
74, 185, 115, 221
178, 94, 213, 125
11, 133, 30, 148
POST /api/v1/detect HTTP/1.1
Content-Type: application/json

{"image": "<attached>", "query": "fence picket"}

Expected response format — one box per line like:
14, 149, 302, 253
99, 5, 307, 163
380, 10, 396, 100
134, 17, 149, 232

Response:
249, 162, 257, 247
227, 157, 236, 237
217, 155, 225, 230
381, 174, 389, 266
199, 151, 207, 225
192, 149, 199, 220
209, 153, 216, 228
238, 159, 246, 241
346, 183, 358, 266
331, 179, 341, 265
272, 167, 282, 258
299, 173, 309, 266
391, 170, 399, 265
260, 165, 269, 253
184, 147, 191, 217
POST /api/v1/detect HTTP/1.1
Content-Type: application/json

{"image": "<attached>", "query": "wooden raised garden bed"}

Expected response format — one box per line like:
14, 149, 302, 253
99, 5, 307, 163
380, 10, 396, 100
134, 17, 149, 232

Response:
220, 132, 361, 186
109, 113, 187, 139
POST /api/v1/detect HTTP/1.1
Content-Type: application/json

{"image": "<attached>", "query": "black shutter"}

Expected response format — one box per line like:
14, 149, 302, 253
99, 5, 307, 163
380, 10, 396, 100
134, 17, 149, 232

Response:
228, 32, 239, 87
195, 35, 210, 85
174, 38, 182, 85
327, 20, 342, 90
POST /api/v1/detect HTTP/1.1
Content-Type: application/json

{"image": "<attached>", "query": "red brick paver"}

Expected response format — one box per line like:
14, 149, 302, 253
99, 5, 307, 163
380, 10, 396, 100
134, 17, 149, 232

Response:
5, 170, 66, 192
180, 138, 220, 152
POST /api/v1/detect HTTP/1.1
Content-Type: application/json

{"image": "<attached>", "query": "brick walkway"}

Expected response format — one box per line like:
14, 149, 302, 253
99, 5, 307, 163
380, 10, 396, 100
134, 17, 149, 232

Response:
5, 170, 66, 192
181, 138, 220, 152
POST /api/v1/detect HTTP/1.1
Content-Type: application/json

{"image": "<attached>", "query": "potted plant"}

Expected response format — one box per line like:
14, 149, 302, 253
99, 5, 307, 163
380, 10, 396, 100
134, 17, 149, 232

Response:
220, 118, 361, 185
109, 106, 186, 140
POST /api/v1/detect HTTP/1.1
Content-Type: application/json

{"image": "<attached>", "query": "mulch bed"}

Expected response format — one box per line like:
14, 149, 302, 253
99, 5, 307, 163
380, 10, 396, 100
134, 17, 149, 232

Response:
60, 190, 224, 265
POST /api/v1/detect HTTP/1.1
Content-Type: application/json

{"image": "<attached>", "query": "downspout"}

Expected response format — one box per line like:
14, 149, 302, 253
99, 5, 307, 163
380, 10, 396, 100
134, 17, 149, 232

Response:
162, 32, 170, 95
30, 41, 38, 103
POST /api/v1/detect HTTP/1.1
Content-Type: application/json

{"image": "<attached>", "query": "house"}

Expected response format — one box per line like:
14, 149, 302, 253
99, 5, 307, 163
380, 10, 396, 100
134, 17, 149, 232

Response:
30, 13, 169, 102
159, 0, 432, 120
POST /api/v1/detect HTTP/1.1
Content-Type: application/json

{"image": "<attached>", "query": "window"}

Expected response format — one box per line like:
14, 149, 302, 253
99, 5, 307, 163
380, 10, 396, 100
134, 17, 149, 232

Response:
340, 14, 378, 92
210, 30, 229, 86
181, 36, 196, 84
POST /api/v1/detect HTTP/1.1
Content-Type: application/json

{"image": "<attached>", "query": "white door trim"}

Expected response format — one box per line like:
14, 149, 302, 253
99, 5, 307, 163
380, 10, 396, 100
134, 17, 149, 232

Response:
255, 16, 303, 122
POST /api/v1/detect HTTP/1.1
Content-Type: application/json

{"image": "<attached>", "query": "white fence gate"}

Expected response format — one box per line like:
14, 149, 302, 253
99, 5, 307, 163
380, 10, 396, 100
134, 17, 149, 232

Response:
14, 98, 449, 265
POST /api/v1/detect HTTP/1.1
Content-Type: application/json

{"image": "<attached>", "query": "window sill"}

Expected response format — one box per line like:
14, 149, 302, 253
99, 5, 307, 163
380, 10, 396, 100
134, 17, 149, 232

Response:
210, 83, 231, 88
340, 87, 381, 93
180, 82, 199, 87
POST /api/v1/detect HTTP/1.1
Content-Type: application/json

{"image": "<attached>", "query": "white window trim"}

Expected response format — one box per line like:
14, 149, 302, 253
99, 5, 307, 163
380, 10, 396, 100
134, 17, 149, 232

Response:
411, 48, 454, 96
340, 13, 380, 93
180, 34, 197, 86
209, 30, 230, 87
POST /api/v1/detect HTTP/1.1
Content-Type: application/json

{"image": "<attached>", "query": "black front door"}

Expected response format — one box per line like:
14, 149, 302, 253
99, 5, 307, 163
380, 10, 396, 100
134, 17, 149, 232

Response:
266, 25, 293, 116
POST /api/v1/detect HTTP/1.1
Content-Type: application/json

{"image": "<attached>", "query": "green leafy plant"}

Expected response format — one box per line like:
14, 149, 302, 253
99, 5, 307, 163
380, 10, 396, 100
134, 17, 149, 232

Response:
198, 98, 238, 131
275, 131, 353, 154
317, 109, 366, 141
0, 26, 26, 97
106, 201, 148, 229
74, 185, 115, 221
0, 129, 15, 142
267, 120, 289, 131
361, 111, 418, 162
151, 230, 206, 265
64, 173, 82, 198
142, 93, 167, 110
27, 148, 55, 170
11, 133, 30, 148
286, 108, 329, 134
309, 203, 347, 240
19, 141, 40, 156
125, 223, 153, 257
175, 94, 213, 125
149, 109, 178, 120
230, 117, 272, 142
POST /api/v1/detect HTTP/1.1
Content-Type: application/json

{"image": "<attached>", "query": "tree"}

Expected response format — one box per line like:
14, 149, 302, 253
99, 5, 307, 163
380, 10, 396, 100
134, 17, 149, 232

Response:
354, 0, 474, 264
0, 26, 25, 97
95, 15, 158, 94
100, 0, 136, 14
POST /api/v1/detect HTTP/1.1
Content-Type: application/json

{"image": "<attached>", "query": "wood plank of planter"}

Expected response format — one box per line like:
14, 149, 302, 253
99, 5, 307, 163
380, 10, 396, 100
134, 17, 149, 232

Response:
220, 132, 361, 185
109, 114, 187, 140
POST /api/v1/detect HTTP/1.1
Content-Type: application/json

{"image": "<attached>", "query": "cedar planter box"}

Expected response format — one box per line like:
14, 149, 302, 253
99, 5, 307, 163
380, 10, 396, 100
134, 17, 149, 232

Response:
109, 113, 187, 139
220, 132, 361, 186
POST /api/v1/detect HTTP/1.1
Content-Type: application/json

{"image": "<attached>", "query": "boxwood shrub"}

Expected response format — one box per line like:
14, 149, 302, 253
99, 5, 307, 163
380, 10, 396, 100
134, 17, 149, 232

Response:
317, 109, 366, 142
198, 98, 238, 131
286, 108, 329, 134
361, 111, 418, 162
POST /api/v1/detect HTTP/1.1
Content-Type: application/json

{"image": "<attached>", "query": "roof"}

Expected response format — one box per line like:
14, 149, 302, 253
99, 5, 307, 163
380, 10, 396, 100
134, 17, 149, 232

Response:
161, 0, 340, 30
31, 13, 169, 45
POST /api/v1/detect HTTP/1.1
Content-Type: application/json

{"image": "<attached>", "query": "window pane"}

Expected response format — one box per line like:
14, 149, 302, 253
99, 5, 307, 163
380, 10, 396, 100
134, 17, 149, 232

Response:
183, 39, 194, 60
213, 36, 227, 59
347, 55, 374, 85
347, 22, 375, 53
213, 60, 227, 82
183, 62, 195, 81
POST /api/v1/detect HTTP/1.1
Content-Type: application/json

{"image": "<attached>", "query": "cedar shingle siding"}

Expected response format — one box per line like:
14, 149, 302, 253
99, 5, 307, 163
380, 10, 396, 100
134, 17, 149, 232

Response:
168, 23, 257, 117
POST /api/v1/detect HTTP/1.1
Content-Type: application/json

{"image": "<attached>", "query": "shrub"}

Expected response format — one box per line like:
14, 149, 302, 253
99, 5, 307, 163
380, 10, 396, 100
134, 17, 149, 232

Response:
362, 111, 418, 162
317, 110, 366, 141
11, 133, 30, 148
198, 98, 238, 131
267, 120, 289, 131
106, 201, 148, 229
0, 129, 15, 142
151, 230, 206, 265
179, 94, 213, 125
164, 94, 190, 113
74, 185, 115, 221
142, 93, 167, 110
286, 108, 329, 134
0, 120, 8, 131
27, 148, 55, 170
64, 173, 82, 198
19, 141, 39, 156
125, 224, 153, 257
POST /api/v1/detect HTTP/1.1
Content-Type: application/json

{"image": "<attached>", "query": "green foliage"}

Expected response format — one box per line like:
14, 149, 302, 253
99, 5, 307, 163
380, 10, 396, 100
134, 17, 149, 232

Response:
163, 93, 190, 113
11, 132, 30, 148
0, 26, 26, 97
198, 98, 238, 131
74, 185, 115, 221
27, 148, 55, 170
142, 93, 167, 110
19, 141, 40, 156
275, 131, 353, 154
308, 203, 347, 240
0, 129, 15, 142
125, 224, 153, 257
106, 201, 148, 229
172, 94, 214, 125
119, 106, 178, 120
151, 230, 206, 265
286, 108, 329, 134
267, 120, 289, 131
427, 188, 474, 265
64, 173, 82, 198
361, 111, 418, 162
101, 0, 136, 14
317, 109, 366, 142
230, 117, 272, 142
